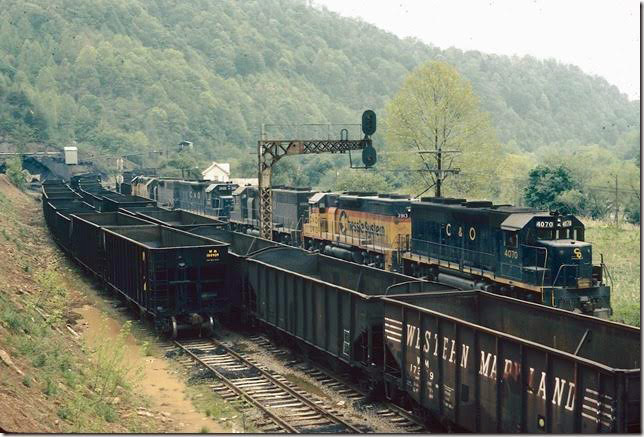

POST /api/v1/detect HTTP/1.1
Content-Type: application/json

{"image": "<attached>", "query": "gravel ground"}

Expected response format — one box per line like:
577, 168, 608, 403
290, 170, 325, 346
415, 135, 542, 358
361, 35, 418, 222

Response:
216, 330, 420, 434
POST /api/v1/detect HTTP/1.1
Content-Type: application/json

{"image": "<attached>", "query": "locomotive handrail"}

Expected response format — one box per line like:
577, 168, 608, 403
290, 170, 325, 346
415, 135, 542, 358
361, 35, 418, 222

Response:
384, 279, 463, 296
600, 253, 615, 289
552, 263, 581, 288
519, 243, 548, 292
408, 237, 496, 270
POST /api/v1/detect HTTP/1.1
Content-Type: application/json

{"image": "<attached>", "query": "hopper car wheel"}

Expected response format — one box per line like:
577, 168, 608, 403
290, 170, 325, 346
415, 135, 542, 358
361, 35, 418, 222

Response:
202, 316, 215, 337
171, 317, 178, 339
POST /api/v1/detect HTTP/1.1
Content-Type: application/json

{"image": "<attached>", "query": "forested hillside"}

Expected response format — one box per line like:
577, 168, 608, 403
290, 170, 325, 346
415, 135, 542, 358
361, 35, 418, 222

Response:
0, 0, 639, 180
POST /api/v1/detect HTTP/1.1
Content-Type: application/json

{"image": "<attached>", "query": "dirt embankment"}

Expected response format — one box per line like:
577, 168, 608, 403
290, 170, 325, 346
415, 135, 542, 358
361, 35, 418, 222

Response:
0, 176, 222, 433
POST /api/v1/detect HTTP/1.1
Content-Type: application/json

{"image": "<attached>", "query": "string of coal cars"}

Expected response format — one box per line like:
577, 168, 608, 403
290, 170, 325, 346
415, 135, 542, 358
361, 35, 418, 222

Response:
41, 174, 640, 433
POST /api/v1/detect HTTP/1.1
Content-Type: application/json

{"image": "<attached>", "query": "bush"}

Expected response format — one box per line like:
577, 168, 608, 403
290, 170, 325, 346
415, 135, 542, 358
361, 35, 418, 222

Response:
625, 204, 640, 225
5, 157, 25, 190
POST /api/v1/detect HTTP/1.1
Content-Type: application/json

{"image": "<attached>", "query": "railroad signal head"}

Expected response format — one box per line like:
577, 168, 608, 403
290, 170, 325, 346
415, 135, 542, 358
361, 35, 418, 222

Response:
362, 110, 376, 136
362, 144, 377, 168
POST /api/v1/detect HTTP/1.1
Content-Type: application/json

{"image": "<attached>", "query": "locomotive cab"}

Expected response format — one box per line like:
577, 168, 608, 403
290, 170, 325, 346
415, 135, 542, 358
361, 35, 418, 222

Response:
505, 213, 610, 316
538, 239, 593, 288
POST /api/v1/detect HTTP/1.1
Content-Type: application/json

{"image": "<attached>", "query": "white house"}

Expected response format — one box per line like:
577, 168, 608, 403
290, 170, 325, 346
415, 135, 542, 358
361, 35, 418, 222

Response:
202, 161, 230, 182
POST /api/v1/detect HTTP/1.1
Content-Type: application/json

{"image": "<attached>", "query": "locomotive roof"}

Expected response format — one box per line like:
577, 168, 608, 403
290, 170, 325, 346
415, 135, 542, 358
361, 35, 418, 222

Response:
308, 192, 328, 204
232, 185, 256, 196
205, 182, 239, 193
500, 213, 547, 231
412, 198, 556, 228
271, 185, 313, 192
339, 193, 411, 203
413, 198, 547, 214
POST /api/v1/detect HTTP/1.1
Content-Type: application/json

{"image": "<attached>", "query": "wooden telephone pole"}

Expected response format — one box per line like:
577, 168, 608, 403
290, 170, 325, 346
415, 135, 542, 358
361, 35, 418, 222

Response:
417, 145, 460, 198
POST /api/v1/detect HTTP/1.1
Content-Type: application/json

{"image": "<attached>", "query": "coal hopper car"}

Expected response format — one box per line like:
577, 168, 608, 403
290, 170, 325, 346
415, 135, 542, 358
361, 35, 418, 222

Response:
134, 209, 226, 231
382, 291, 640, 432
100, 224, 231, 337
100, 193, 156, 213
244, 245, 456, 388
69, 212, 153, 277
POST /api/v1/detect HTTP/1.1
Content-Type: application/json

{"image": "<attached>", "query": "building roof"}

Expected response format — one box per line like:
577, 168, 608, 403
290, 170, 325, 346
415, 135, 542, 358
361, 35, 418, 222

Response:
201, 162, 230, 177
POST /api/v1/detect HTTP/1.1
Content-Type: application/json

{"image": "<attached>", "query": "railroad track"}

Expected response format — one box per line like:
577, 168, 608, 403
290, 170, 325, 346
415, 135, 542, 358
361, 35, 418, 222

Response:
248, 335, 429, 433
171, 338, 365, 433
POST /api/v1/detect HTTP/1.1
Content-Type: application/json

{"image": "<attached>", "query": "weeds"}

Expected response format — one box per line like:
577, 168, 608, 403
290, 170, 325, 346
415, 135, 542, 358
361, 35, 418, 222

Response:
0, 275, 147, 432
141, 341, 152, 356
43, 376, 58, 396
585, 218, 640, 326
5, 157, 25, 189
22, 375, 32, 387
88, 320, 142, 402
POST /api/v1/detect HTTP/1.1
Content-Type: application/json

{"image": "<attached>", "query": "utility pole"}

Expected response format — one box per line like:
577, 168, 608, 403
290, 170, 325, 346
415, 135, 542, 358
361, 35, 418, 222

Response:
417, 146, 460, 198
614, 174, 619, 227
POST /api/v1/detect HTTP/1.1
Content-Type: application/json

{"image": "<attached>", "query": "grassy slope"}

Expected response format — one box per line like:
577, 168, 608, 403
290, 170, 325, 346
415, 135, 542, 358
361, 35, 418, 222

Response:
0, 176, 159, 432
585, 219, 640, 327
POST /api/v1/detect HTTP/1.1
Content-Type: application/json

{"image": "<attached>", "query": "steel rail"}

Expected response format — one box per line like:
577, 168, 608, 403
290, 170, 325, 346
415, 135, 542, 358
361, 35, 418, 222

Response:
248, 335, 429, 433
175, 338, 363, 433
173, 340, 298, 433
207, 337, 364, 434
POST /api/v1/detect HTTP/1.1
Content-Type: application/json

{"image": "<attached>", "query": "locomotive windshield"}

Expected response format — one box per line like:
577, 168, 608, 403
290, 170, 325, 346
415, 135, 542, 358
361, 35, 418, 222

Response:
535, 227, 554, 240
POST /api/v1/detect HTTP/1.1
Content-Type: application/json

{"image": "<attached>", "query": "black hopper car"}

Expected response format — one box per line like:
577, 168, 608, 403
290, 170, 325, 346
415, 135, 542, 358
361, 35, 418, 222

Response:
41, 181, 232, 338
238, 239, 640, 433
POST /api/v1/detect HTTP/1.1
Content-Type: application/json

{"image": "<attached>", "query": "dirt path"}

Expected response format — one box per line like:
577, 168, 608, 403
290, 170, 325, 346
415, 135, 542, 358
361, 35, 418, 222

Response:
76, 305, 225, 433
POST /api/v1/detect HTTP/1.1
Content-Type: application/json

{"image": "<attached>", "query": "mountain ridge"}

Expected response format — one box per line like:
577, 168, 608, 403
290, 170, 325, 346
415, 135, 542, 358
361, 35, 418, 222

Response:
0, 0, 638, 170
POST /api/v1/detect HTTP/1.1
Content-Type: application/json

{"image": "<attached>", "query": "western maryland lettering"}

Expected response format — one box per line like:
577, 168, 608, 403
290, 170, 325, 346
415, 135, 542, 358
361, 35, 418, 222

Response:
393, 320, 614, 426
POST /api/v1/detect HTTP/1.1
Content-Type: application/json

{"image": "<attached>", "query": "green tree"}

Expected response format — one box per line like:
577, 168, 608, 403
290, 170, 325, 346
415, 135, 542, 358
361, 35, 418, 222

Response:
160, 150, 199, 178
524, 165, 578, 213
494, 153, 536, 205
384, 61, 500, 199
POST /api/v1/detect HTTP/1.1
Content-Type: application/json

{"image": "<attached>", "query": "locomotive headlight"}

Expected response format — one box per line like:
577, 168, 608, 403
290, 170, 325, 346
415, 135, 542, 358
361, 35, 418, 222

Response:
577, 278, 592, 289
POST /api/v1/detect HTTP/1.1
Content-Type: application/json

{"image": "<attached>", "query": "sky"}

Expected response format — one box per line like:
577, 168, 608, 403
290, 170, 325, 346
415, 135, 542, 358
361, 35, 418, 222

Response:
313, 0, 640, 101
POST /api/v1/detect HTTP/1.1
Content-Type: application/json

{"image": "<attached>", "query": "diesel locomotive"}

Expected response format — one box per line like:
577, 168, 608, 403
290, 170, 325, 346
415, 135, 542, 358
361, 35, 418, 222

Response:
302, 191, 411, 270
130, 176, 238, 219
401, 197, 610, 317
298, 191, 610, 316
230, 185, 316, 245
